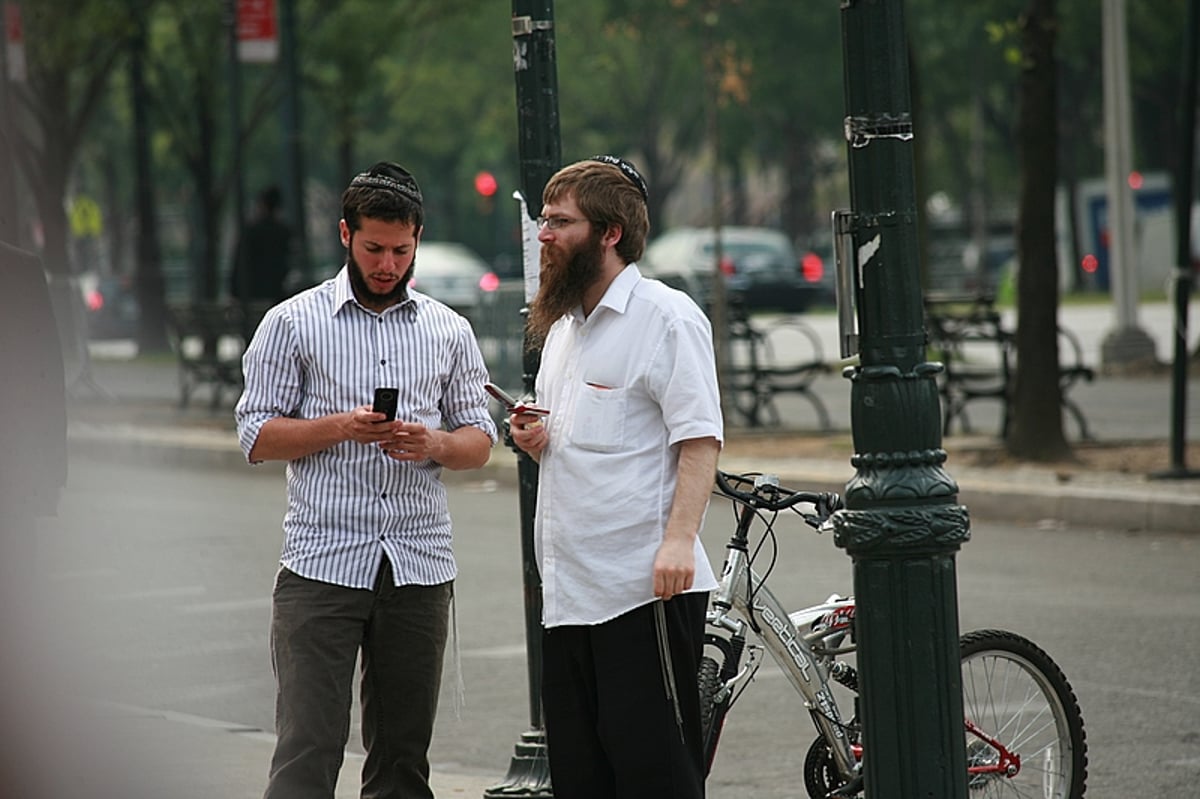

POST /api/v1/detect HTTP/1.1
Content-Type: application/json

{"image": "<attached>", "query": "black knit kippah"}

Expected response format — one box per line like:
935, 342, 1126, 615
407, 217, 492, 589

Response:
350, 162, 423, 206
589, 154, 648, 203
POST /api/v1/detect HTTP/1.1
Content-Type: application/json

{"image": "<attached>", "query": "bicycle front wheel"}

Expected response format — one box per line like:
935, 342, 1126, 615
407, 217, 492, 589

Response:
960, 630, 1087, 799
697, 654, 728, 775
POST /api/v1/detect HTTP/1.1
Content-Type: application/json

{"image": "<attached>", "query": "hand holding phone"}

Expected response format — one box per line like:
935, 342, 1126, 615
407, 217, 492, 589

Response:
372, 387, 399, 421
485, 382, 549, 416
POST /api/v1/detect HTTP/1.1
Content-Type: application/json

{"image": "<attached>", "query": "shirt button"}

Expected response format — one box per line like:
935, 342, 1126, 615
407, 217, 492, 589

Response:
381, 493, 388, 499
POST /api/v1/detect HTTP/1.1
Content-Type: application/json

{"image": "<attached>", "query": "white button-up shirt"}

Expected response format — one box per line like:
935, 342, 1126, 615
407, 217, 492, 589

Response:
534, 265, 723, 627
235, 267, 497, 589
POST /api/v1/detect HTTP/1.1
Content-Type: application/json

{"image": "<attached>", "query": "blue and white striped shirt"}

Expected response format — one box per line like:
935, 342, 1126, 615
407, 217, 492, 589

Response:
235, 266, 498, 589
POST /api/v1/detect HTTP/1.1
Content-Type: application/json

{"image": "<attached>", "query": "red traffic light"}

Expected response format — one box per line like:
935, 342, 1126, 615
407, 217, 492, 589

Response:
474, 171, 498, 198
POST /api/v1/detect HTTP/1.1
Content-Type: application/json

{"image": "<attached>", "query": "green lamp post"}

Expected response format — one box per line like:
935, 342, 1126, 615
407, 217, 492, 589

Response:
832, 3, 970, 797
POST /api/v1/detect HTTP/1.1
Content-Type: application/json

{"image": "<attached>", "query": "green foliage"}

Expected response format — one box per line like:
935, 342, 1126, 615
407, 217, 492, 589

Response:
10, 0, 1191, 293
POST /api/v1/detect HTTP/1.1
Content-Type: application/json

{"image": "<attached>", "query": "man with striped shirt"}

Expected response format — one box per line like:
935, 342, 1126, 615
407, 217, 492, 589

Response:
235, 161, 497, 799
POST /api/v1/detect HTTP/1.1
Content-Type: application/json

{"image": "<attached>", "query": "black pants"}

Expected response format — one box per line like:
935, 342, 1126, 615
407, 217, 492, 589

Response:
264, 561, 451, 799
541, 592, 708, 799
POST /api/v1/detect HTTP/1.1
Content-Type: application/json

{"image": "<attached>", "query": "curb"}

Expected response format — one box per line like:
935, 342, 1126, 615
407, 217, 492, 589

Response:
69, 424, 1199, 534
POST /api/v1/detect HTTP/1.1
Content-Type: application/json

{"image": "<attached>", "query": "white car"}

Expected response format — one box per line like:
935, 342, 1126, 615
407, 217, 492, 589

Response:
408, 241, 499, 318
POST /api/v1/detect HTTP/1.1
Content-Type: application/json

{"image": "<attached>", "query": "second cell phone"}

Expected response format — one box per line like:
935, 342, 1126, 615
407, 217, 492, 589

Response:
485, 382, 549, 416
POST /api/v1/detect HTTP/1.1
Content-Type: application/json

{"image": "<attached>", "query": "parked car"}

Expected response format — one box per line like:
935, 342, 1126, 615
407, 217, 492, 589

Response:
640, 226, 832, 314
408, 241, 500, 318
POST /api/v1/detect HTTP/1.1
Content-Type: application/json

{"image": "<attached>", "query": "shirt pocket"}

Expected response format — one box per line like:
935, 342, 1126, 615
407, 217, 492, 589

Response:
569, 384, 627, 453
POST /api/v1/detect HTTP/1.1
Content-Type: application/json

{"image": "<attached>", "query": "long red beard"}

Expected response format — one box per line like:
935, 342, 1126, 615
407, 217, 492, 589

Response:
526, 228, 604, 346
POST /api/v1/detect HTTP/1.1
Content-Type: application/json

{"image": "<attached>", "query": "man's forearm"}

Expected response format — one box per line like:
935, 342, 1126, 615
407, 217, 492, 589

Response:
664, 436, 722, 543
431, 426, 493, 470
248, 414, 350, 462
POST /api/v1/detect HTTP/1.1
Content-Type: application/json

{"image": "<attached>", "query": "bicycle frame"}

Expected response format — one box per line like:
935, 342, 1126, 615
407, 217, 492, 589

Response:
707, 538, 860, 782
706, 472, 1087, 799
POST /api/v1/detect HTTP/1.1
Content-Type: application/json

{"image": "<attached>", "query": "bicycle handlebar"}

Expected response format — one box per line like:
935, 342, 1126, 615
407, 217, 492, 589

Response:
714, 469, 843, 518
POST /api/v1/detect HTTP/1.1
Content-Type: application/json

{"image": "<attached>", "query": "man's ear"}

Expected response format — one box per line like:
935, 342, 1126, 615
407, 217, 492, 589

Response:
339, 219, 351, 249
601, 222, 623, 250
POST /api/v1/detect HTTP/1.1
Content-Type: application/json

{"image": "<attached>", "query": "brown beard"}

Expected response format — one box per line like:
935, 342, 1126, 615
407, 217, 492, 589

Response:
526, 227, 604, 347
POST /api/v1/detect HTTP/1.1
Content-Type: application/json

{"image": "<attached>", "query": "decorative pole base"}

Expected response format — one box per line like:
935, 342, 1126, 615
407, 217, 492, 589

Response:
483, 728, 553, 798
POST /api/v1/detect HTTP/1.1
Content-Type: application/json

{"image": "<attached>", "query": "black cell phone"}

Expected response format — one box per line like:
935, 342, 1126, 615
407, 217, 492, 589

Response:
372, 387, 399, 421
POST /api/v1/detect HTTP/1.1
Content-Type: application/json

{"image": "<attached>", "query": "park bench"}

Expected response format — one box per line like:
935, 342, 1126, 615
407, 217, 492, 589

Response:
924, 293, 1095, 439
165, 301, 269, 411
726, 308, 832, 430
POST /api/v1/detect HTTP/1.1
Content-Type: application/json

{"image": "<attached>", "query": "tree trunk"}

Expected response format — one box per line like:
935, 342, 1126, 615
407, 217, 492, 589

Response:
1007, 0, 1070, 461
780, 125, 815, 239
131, 19, 170, 354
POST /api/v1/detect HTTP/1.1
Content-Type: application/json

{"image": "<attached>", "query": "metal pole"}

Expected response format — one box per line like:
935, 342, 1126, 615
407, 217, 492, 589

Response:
1100, 0, 1157, 366
0, 6, 20, 244
1153, 0, 1199, 479
484, 2, 558, 796
278, 0, 310, 287
703, 3, 730, 419
834, 3, 969, 798
226, 0, 248, 304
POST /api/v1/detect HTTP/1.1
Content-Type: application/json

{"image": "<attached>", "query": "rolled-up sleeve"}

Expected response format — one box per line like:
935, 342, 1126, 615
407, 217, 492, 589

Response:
441, 317, 499, 444
235, 307, 303, 462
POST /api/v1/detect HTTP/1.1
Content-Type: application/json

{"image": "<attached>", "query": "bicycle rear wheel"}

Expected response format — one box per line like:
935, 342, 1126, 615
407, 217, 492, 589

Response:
960, 629, 1087, 799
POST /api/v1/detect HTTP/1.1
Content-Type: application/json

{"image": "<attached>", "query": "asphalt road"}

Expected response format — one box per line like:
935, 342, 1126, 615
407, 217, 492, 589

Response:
22, 454, 1200, 798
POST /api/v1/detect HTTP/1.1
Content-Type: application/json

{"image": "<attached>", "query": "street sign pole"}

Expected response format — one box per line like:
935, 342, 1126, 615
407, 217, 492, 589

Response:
833, 3, 970, 797
484, 2, 559, 797
225, 0, 248, 305
1154, 0, 1199, 480
0, 2, 21, 244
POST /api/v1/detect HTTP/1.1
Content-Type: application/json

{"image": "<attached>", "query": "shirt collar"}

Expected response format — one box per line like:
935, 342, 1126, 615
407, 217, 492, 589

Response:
568, 263, 642, 323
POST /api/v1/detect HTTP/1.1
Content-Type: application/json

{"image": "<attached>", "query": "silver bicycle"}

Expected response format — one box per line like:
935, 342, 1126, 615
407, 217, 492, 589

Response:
702, 470, 1088, 799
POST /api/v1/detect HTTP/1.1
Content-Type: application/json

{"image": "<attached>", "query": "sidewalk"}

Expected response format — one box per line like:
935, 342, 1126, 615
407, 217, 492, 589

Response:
68, 350, 1200, 534
53, 349, 1198, 798
11, 697, 500, 799
86, 703, 500, 799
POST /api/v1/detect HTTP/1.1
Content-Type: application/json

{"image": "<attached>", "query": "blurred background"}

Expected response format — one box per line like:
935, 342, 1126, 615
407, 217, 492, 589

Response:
0, 0, 1191, 359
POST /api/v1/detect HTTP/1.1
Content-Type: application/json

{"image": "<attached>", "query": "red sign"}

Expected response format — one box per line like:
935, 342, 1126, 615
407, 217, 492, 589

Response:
237, 0, 278, 63
4, 3, 25, 82
4, 3, 21, 42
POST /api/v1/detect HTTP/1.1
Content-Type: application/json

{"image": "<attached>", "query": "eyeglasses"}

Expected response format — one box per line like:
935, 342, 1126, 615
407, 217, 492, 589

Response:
536, 215, 587, 231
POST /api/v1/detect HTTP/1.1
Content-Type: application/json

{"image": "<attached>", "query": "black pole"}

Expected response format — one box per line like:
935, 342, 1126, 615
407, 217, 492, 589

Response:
1153, 0, 1199, 480
834, 3, 969, 797
226, 0, 248, 304
483, 2, 559, 797
0, 7, 20, 245
278, 0, 310, 288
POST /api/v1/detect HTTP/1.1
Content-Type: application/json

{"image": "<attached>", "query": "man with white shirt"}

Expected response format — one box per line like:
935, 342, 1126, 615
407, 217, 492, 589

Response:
235, 161, 496, 799
510, 156, 723, 798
